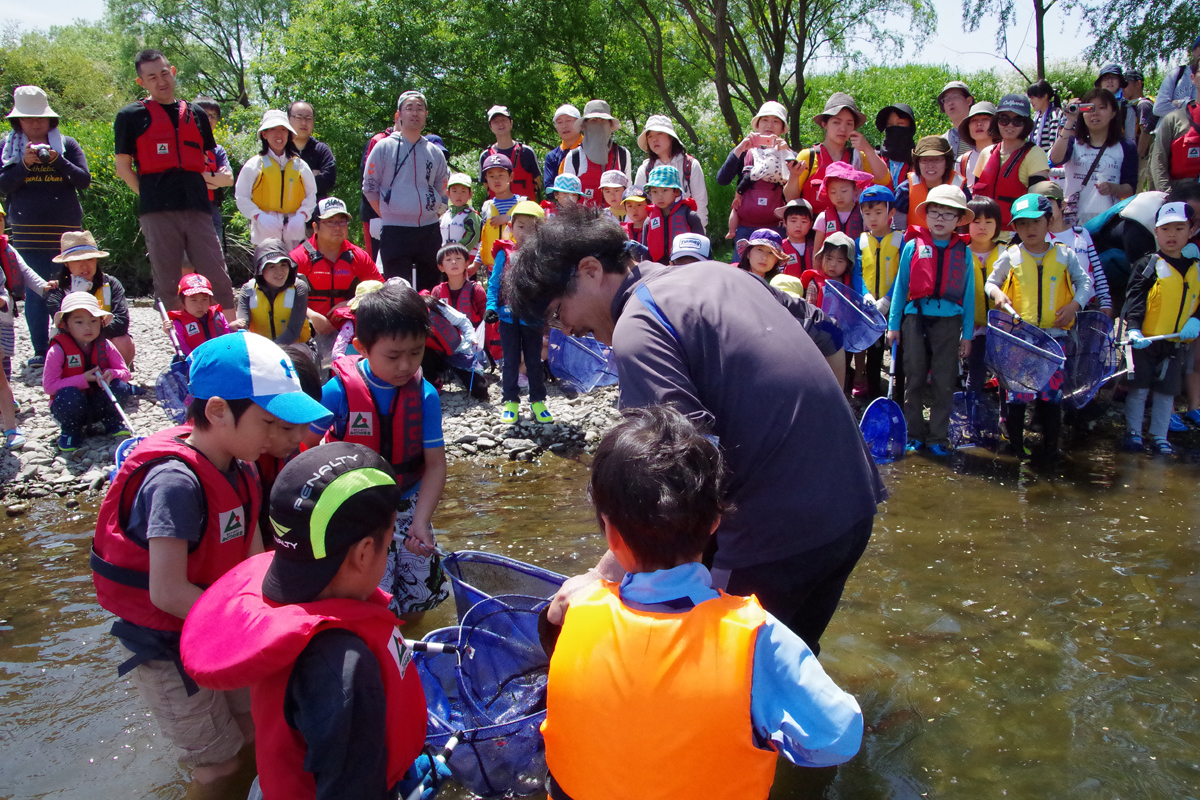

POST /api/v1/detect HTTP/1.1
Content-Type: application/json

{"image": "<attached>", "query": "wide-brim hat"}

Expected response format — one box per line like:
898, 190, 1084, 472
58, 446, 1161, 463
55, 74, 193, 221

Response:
913, 135, 953, 158
53, 230, 108, 263
575, 99, 620, 133
549, 174, 583, 195
752, 101, 790, 134
7, 85, 58, 119
1095, 63, 1126, 88
916, 184, 974, 225
775, 198, 814, 220
874, 103, 915, 132
735, 228, 787, 261
645, 165, 683, 192
599, 170, 630, 190
258, 109, 296, 135
814, 231, 857, 259
938, 81, 973, 105
637, 115, 682, 152
817, 161, 875, 203
958, 101, 998, 142
813, 93, 865, 129
54, 291, 112, 327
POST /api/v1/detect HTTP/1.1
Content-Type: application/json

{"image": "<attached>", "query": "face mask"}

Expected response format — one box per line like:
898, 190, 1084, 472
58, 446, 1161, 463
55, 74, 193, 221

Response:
882, 126, 915, 159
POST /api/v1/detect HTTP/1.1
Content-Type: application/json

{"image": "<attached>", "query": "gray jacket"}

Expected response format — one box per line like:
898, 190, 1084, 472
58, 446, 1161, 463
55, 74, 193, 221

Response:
362, 133, 449, 227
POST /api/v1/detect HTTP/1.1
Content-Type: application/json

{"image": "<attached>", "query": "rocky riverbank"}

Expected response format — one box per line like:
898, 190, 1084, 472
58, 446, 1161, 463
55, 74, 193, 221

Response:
0, 300, 619, 509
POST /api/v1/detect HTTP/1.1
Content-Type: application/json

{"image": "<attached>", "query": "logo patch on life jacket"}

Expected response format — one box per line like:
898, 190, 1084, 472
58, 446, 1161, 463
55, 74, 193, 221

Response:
583, 188, 594, 199
918, 245, 934, 259
218, 508, 246, 543
757, 196, 769, 206
186, 322, 200, 337
349, 411, 373, 437
388, 630, 413, 678
826, 220, 837, 233
66, 354, 82, 368
1190, 147, 1200, 160
157, 143, 169, 155
649, 217, 661, 229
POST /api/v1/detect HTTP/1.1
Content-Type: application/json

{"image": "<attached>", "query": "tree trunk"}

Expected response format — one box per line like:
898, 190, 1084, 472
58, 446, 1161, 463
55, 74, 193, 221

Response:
1033, 0, 1046, 80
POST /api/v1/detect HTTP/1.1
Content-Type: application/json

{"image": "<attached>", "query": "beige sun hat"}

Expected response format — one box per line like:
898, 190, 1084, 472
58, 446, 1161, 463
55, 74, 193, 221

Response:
6, 86, 58, 119
574, 99, 620, 133
915, 184, 974, 225
258, 109, 296, 135
751, 101, 789, 134
637, 115, 682, 152
347, 280, 383, 312
53, 231, 109, 263
54, 291, 112, 328
813, 93, 866, 129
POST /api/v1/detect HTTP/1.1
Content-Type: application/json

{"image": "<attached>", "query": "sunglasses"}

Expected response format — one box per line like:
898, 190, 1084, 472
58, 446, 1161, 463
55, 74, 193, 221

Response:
996, 114, 1024, 127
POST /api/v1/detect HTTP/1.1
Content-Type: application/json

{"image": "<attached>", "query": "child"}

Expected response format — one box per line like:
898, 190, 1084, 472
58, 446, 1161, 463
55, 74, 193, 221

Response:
1121, 202, 1199, 455
896, 135, 968, 230
168, 273, 231, 355
540, 406, 863, 800
440, 173, 483, 262
91, 332, 331, 786
1030, 181, 1114, 317
431, 243, 486, 327
485, 201, 554, 424
775, 198, 816, 278
886, 184, 977, 457
735, 228, 787, 283
964, 196, 1006, 393
181, 444, 445, 800
474, 154, 527, 278
599, 170, 630, 222
332, 280, 383, 361
422, 252, 490, 401
640, 165, 704, 263
811, 161, 874, 272
803, 231, 858, 308
233, 239, 313, 345
234, 109, 317, 248
857, 185, 903, 398
46, 230, 137, 367
547, 174, 583, 213
985, 193, 1093, 461
307, 279, 450, 618
43, 292, 136, 451
621, 187, 649, 239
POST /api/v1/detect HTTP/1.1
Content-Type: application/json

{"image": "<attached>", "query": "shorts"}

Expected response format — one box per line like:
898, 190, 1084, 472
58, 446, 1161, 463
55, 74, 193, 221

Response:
125, 648, 250, 767
1130, 341, 1187, 395
381, 496, 450, 615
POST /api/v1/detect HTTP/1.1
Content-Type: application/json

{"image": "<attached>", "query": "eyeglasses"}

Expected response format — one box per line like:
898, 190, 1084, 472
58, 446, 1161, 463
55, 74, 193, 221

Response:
926, 208, 960, 222
289, 114, 314, 122
548, 305, 562, 329
318, 218, 350, 228
996, 114, 1023, 127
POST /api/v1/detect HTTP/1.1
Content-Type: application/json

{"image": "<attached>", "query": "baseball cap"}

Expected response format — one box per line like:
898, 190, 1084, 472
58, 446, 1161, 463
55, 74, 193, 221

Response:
996, 93, 1032, 120
447, 172, 472, 188
1029, 180, 1064, 202
487, 104, 511, 121
1156, 201, 1193, 227
622, 186, 648, 204
1010, 193, 1052, 221
858, 185, 897, 205
670, 233, 711, 263
187, 332, 333, 425
482, 153, 513, 173
262, 442, 403, 604
315, 197, 351, 220
553, 103, 581, 121
1124, 68, 1144, 83
178, 273, 214, 297
424, 134, 449, 154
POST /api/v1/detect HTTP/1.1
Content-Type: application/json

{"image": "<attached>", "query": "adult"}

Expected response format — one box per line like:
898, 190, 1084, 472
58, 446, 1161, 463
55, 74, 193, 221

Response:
938, 81, 976, 156
543, 104, 582, 198
955, 101, 998, 188
559, 100, 630, 207
1149, 62, 1200, 193
1123, 69, 1157, 189
633, 115, 709, 229
716, 101, 797, 249
1049, 88, 1137, 226
192, 97, 235, 244
0, 86, 91, 366
792, 94, 893, 216
287, 101, 337, 202
113, 49, 235, 310
362, 90, 449, 290
479, 105, 542, 200
234, 110, 317, 250
972, 94, 1050, 229
508, 206, 886, 654
1153, 36, 1200, 119
1094, 64, 1138, 143
359, 123, 393, 259
874, 103, 917, 186
1027, 79, 1064, 151
895, 135, 968, 230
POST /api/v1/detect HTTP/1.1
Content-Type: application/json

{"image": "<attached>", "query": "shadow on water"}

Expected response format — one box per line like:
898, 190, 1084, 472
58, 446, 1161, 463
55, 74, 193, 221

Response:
3, 441, 1200, 799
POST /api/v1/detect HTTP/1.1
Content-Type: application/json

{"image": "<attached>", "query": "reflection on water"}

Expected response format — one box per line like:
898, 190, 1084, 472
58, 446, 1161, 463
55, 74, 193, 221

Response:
2, 445, 1200, 799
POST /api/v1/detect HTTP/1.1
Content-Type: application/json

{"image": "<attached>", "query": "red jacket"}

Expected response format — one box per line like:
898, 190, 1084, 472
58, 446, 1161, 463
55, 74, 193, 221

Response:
291, 237, 383, 319
1169, 103, 1200, 182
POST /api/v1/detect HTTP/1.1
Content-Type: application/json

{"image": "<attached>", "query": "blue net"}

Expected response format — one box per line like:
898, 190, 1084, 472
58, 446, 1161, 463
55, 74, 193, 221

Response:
985, 310, 1066, 394
546, 329, 619, 393
820, 280, 887, 353
443, 550, 567, 623
1061, 311, 1119, 409
860, 396, 906, 463
949, 391, 1002, 449
155, 360, 191, 424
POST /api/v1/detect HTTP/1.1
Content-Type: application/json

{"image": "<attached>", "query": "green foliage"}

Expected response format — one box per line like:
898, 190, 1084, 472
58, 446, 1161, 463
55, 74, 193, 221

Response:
1083, 0, 1200, 70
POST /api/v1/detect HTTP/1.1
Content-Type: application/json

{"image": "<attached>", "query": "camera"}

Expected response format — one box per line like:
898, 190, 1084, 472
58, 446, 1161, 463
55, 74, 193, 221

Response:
33, 145, 54, 164
1065, 102, 1095, 115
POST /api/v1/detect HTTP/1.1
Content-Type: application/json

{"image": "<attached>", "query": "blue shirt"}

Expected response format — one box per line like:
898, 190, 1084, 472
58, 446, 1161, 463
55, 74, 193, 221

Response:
887, 237, 976, 340
616, 563, 863, 767
485, 248, 537, 326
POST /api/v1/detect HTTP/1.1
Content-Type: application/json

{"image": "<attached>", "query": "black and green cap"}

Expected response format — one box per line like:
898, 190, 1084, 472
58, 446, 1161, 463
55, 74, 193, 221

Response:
262, 442, 401, 604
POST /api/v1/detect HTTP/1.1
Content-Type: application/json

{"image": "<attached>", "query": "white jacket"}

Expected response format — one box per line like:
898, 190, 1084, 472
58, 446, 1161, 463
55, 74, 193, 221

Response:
235, 150, 317, 249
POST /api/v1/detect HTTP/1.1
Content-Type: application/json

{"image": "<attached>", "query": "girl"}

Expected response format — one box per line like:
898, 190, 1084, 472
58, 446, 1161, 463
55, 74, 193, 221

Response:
1027, 80, 1065, 151
235, 109, 317, 249
1048, 88, 1137, 226
332, 280, 383, 360
794, 93, 893, 217
232, 239, 312, 345
621, 188, 650, 240
965, 196, 1005, 393
802, 231, 857, 308
897, 136, 969, 229
634, 116, 708, 229
599, 170, 630, 223
735, 228, 787, 283
43, 292, 134, 452
167, 273, 231, 355
955, 102, 999, 189
1032, 182, 1114, 317
45, 231, 136, 368
973, 95, 1051, 230
547, 174, 583, 213
811, 161, 873, 271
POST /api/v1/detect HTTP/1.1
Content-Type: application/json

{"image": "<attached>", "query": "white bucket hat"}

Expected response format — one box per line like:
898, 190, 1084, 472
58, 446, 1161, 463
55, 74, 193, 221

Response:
54, 291, 112, 328
258, 109, 296, 135
7, 86, 58, 119
637, 115, 682, 152
751, 101, 789, 135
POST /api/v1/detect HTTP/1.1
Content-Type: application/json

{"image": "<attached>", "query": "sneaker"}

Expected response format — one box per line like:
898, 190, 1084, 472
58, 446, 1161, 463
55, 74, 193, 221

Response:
130, 384, 147, 398
531, 401, 554, 424
106, 422, 132, 437
1184, 409, 1200, 427
501, 402, 519, 424
928, 443, 951, 457
1150, 436, 1175, 456
57, 433, 81, 452
25, 355, 44, 368
905, 439, 923, 453
1169, 413, 1187, 432
5, 428, 24, 448
1121, 431, 1144, 452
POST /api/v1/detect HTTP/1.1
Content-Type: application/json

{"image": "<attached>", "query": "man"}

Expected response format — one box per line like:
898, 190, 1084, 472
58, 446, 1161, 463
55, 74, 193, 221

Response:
362, 90, 449, 290
559, 100, 630, 207
192, 97, 235, 244
113, 49, 235, 309
509, 206, 885, 655
478, 105, 542, 200
1124, 69, 1157, 189
1154, 36, 1200, 119
288, 101, 337, 202
543, 104, 582, 199
938, 81, 975, 156
1149, 62, 1200, 193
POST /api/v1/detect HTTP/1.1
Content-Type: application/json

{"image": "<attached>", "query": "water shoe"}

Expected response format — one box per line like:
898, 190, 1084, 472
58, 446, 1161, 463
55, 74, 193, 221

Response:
1150, 437, 1175, 456
927, 443, 951, 457
531, 402, 554, 424
905, 439, 923, 453
1169, 413, 1187, 432
1121, 431, 1144, 452
58, 433, 81, 452
5, 428, 24, 448
501, 402, 519, 424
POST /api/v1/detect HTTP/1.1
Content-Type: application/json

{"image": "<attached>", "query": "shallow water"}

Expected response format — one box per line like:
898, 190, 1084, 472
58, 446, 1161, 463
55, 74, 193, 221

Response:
2, 444, 1200, 799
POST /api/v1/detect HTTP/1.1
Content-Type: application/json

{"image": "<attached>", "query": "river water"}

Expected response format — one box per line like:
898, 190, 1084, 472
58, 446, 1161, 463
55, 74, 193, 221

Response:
2, 443, 1198, 799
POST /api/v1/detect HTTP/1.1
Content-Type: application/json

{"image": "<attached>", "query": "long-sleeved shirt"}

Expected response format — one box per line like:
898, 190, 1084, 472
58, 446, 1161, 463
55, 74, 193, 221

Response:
634, 153, 710, 229
1, 242, 49, 297
1031, 107, 1065, 151
1154, 64, 1197, 118
235, 278, 311, 345
362, 133, 449, 228
42, 336, 130, 396
485, 248, 535, 326
1149, 104, 1199, 192
985, 242, 1094, 338
543, 135, 582, 192
235, 151, 318, 244
46, 274, 131, 339
0, 136, 90, 262
1122, 251, 1200, 330
886, 238, 976, 341
297, 137, 337, 201
1048, 227, 1111, 311
1053, 137, 1138, 225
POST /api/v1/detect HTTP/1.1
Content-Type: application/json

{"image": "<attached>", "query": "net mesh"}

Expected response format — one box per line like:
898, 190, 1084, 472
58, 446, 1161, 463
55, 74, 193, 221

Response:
547, 329, 619, 393
821, 280, 887, 353
985, 310, 1066, 394
949, 391, 1002, 449
860, 396, 906, 463
1062, 311, 1119, 409
444, 551, 567, 623
155, 361, 191, 424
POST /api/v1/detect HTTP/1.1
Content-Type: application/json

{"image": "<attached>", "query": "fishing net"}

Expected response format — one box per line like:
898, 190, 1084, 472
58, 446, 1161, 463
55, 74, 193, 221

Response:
949, 391, 1002, 449
821, 280, 887, 353
443, 550, 567, 623
985, 310, 1066, 394
546, 329, 619, 393
155, 359, 191, 424
1061, 311, 1120, 409
860, 396, 906, 463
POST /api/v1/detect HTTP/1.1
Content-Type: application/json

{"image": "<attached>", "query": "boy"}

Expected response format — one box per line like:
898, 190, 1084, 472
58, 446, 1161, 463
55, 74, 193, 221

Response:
886, 184, 977, 457
599, 169, 629, 221
440, 173, 483, 262
431, 243, 487, 327
811, 161, 874, 272
540, 406, 863, 800
306, 280, 449, 617
474, 154, 526, 278
232, 239, 312, 345
857, 185, 903, 398
621, 187, 649, 239
547, 174, 583, 213
640, 165, 704, 263
1029, 181, 1113, 316
91, 332, 332, 785
774, 198, 816, 278
669, 233, 711, 265
181, 443, 446, 800
1121, 202, 1200, 454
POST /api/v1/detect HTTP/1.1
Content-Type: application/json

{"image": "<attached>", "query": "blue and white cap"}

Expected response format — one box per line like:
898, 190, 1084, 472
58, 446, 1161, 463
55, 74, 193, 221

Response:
187, 332, 332, 425
1156, 201, 1193, 227
670, 233, 711, 262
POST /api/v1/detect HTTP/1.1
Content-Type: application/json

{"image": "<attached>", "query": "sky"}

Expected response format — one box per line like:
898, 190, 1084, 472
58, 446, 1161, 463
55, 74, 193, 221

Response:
0, 0, 1095, 74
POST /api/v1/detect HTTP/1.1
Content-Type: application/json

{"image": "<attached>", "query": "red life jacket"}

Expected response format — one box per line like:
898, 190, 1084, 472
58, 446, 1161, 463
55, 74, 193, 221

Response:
167, 306, 226, 352
180, 553, 426, 800
134, 99, 207, 175
0, 235, 24, 300
47, 333, 110, 401
800, 269, 850, 307
1169, 103, 1200, 182
973, 142, 1034, 229
485, 142, 539, 198
820, 206, 865, 241
780, 236, 814, 279
801, 144, 853, 218
91, 425, 260, 633
904, 226, 971, 306
297, 239, 377, 318
325, 356, 425, 494
565, 146, 629, 207
430, 280, 484, 326
640, 198, 697, 263
426, 306, 463, 356
204, 149, 219, 201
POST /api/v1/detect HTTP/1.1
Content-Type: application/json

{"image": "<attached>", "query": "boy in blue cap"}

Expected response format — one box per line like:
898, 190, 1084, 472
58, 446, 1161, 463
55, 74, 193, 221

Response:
857, 184, 903, 398
640, 165, 704, 263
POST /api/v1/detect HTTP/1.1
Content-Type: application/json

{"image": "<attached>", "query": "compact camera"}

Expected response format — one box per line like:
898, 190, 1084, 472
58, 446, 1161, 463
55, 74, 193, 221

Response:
1065, 102, 1095, 115
33, 145, 54, 164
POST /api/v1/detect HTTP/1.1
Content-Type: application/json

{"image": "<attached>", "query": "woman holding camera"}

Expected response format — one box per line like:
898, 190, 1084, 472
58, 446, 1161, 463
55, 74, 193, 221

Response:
1048, 88, 1137, 226
0, 86, 91, 366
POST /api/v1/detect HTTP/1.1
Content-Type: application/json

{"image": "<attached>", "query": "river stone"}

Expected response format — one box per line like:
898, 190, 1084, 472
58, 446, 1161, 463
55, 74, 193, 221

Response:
584, 430, 598, 443
5, 503, 28, 516
503, 438, 536, 452
460, 443, 478, 455
453, 433, 478, 445
476, 437, 495, 449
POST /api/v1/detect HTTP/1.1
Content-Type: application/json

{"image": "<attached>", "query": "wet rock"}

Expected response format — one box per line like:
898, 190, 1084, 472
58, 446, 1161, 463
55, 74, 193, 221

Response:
584, 430, 598, 443
460, 443, 478, 455
475, 437, 495, 449
65, 498, 79, 509
454, 434, 478, 444
5, 503, 28, 516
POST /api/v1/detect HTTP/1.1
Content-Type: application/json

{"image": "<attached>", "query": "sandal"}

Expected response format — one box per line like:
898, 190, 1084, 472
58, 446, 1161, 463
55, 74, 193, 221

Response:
1121, 431, 1144, 452
5, 428, 24, 448
1151, 437, 1175, 456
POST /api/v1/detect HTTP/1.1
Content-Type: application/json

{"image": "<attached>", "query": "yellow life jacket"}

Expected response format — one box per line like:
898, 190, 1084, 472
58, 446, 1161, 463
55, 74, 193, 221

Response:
971, 245, 1002, 328
1142, 255, 1200, 337
247, 286, 311, 343
478, 199, 519, 267
93, 282, 112, 312
859, 230, 904, 299
250, 156, 306, 214
1000, 243, 1076, 330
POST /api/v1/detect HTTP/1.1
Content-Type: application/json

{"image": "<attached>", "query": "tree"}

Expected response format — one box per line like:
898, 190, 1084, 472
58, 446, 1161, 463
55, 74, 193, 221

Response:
1082, 0, 1200, 70
961, 0, 1072, 82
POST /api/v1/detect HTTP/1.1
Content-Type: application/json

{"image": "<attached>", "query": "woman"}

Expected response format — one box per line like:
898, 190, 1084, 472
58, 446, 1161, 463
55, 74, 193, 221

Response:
972, 94, 1050, 230
234, 109, 317, 249
633, 115, 708, 229
955, 101, 999, 188
874, 103, 917, 187
895, 135, 968, 229
1048, 88, 1137, 226
794, 93, 892, 217
715, 101, 797, 251
1027, 80, 1064, 151
0, 86, 91, 367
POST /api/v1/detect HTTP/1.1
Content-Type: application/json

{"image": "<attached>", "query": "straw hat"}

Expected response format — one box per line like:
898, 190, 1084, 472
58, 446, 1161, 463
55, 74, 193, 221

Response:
574, 100, 620, 133
54, 291, 112, 327
637, 115, 682, 152
6, 86, 58, 119
258, 109, 296, 135
53, 231, 109, 263
916, 184, 974, 225
813, 93, 866, 129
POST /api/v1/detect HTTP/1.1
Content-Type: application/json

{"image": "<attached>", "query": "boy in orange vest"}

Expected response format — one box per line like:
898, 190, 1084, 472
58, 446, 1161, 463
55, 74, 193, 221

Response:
540, 405, 862, 800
